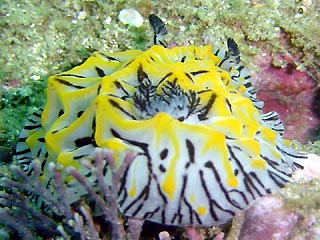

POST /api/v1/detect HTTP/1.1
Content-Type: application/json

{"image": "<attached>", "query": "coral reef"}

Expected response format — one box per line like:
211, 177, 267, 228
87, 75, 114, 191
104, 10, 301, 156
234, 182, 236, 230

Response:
239, 195, 299, 240
0, 149, 139, 239
1, 1, 320, 239
252, 53, 319, 143
239, 153, 320, 240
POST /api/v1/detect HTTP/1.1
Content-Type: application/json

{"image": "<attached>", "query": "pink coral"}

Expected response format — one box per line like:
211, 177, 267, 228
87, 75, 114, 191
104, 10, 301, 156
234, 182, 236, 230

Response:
251, 53, 319, 143
239, 154, 320, 240
239, 196, 299, 240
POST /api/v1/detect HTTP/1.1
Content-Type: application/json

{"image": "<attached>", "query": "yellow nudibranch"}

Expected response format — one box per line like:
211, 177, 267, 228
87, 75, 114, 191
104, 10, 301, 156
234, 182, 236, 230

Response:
15, 14, 306, 226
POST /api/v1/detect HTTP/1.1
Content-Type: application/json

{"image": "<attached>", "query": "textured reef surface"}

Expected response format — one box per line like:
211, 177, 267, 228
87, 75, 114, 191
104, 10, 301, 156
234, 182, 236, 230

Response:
253, 53, 318, 143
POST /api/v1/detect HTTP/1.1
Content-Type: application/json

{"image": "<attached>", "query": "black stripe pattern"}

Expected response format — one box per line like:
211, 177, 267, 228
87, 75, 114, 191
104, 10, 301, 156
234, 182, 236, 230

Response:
14, 14, 306, 228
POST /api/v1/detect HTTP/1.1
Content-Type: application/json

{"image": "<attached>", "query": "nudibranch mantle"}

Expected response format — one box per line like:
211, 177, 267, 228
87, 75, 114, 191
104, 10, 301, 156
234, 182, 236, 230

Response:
15, 14, 305, 227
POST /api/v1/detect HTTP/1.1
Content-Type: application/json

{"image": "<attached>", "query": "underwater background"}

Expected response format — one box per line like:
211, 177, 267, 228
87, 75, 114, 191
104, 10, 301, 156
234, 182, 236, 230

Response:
1, 0, 320, 239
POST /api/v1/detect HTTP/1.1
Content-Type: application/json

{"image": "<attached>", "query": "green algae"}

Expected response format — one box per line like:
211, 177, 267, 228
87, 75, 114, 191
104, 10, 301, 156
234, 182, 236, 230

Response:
281, 178, 320, 239
291, 139, 320, 156
0, 76, 46, 148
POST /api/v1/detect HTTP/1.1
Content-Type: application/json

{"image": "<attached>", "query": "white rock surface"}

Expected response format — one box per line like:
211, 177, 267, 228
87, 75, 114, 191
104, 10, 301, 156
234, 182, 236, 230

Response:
118, 9, 143, 27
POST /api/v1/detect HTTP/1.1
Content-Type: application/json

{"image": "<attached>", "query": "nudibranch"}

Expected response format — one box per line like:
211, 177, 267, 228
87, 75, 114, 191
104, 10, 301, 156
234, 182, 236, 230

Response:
15, 14, 306, 227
